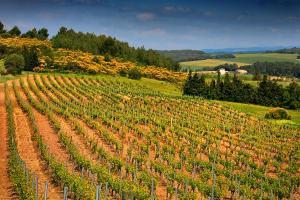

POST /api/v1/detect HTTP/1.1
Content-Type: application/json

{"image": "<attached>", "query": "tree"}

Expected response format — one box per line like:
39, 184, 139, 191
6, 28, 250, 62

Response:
37, 28, 49, 40
183, 71, 193, 95
22, 28, 38, 38
285, 81, 300, 109
4, 54, 25, 74
256, 75, 284, 107
128, 68, 142, 80
252, 67, 261, 81
22, 47, 39, 71
0, 21, 6, 34
8, 26, 21, 36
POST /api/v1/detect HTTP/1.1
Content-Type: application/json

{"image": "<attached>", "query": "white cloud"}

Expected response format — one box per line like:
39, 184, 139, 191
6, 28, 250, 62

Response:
136, 12, 155, 21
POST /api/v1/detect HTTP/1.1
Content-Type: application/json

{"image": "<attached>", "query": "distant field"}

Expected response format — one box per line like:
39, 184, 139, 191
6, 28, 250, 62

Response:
221, 53, 300, 64
216, 100, 300, 126
180, 53, 300, 70
180, 59, 248, 70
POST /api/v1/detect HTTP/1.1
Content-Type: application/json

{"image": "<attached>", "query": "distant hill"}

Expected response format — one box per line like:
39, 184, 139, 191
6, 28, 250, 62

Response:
203, 46, 292, 54
274, 47, 300, 54
157, 50, 210, 62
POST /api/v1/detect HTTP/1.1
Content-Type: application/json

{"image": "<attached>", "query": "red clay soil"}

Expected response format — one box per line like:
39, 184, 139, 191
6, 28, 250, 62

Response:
0, 84, 15, 199
15, 79, 77, 174
8, 82, 62, 199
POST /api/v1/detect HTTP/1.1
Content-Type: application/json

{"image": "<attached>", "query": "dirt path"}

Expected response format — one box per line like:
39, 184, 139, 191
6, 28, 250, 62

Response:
0, 84, 15, 199
8, 81, 63, 200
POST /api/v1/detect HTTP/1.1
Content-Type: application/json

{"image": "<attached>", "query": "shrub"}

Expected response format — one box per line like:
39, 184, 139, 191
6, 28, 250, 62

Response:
119, 69, 127, 77
104, 54, 111, 62
128, 68, 142, 80
4, 54, 25, 75
265, 108, 291, 120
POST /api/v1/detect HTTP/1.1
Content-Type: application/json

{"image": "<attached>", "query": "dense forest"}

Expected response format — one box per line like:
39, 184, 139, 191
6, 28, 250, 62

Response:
0, 21, 180, 71
157, 50, 211, 62
183, 72, 300, 109
157, 49, 235, 62
274, 47, 300, 54
241, 62, 300, 78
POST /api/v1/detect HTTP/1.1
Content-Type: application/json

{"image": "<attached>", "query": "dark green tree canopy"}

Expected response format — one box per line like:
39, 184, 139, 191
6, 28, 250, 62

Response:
8, 26, 21, 36
0, 21, 6, 34
4, 53, 25, 75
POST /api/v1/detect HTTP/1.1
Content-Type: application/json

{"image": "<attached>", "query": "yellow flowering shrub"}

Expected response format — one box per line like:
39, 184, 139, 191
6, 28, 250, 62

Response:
50, 48, 187, 82
0, 37, 186, 82
0, 37, 52, 49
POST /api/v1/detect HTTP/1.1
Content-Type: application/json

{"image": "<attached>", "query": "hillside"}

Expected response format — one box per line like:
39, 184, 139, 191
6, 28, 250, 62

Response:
0, 74, 299, 199
157, 50, 210, 62
0, 37, 186, 83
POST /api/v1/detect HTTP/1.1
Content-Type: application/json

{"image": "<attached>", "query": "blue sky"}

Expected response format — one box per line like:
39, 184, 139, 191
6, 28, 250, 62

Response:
0, 0, 300, 50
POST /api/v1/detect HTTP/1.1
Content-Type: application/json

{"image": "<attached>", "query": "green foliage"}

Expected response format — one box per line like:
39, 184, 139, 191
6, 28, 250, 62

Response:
265, 108, 291, 120
22, 47, 39, 71
4, 53, 25, 74
104, 54, 111, 62
119, 69, 127, 77
183, 73, 300, 109
51, 27, 179, 70
37, 28, 49, 40
0, 21, 6, 34
128, 68, 142, 80
157, 50, 210, 62
8, 26, 21, 36
241, 62, 300, 78
214, 63, 238, 71
21, 28, 49, 40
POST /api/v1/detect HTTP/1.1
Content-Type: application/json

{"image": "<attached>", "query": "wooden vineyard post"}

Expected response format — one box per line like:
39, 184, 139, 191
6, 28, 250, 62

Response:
64, 186, 68, 200
105, 182, 109, 200
44, 181, 48, 200
95, 184, 102, 200
35, 176, 39, 200
151, 178, 155, 200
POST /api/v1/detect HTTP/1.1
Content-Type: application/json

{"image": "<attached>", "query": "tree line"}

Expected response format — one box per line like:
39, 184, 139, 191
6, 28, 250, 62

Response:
183, 72, 300, 109
241, 62, 300, 78
0, 21, 49, 40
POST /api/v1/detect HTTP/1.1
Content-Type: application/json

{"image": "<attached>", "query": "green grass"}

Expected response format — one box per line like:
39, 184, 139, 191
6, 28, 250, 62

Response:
214, 100, 300, 126
180, 53, 300, 70
221, 53, 300, 64
180, 59, 248, 70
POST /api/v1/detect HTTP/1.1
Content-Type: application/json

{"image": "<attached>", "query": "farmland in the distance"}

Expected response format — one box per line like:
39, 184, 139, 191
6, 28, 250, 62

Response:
180, 53, 300, 70
221, 53, 300, 64
180, 59, 248, 70
1, 74, 299, 199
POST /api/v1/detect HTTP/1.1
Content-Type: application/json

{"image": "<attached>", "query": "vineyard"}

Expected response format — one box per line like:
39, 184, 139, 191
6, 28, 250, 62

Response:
0, 74, 299, 199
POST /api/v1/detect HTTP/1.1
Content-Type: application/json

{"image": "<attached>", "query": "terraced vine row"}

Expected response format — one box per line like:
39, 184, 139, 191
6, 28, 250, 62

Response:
2, 74, 300, 199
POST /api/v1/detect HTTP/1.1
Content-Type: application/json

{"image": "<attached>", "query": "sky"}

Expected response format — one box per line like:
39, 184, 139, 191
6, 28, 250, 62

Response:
0, 0, 300, 50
